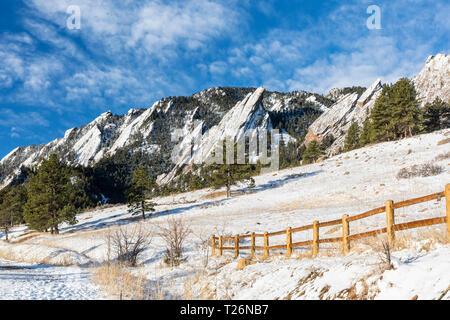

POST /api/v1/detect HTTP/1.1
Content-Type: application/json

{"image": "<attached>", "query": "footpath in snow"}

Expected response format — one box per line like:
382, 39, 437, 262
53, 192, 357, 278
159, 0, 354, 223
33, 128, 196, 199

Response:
0, 259, 105, 300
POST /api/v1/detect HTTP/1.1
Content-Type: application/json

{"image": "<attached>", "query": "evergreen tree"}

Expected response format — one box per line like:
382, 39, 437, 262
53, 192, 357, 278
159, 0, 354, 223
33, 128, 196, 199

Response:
23, 154, 82, 234
370, 84, 395, 142
127, 166, 157, 220
370, 79, 421, 142
359, 118, 373, 147
422, 97, 450, 132
0, 185, 27, 241
390, 78, 421, 138
344, 122, 360, 152
202, 139, 259, 197
302, 141, 322, 164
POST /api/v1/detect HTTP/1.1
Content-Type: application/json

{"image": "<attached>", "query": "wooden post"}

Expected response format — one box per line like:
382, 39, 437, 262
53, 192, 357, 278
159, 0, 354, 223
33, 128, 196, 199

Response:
446, 184, 450, 241
286, 227, 292, 258
386, 200, 395, 247
234, 235, 239, 259
251, 232, 255, 258
211, 235, 216, 257
342, 215, 350, 254
218, 236, 223, 256
313, 221, 319, 257
264, 232, 269, 259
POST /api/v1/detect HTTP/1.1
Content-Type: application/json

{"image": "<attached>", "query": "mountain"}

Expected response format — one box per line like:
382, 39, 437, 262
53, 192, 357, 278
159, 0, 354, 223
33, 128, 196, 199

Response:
304, 78, 382, 155
305, 53, 450, 155
413, 53, 450, 105
1, 53, 448, 190
0, 87, 332, 189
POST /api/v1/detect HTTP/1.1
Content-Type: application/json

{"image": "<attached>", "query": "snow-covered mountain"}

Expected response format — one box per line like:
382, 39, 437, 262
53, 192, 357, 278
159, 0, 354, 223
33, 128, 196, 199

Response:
305, 53, 450, 155
1, 54, 448, 188
305, 78, 382, 155
0, 87, 331, 188
413, 53, 450, 106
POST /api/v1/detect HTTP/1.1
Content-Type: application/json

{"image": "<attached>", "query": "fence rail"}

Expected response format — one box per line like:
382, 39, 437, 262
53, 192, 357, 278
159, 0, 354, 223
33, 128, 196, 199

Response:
210, 184, 450, 259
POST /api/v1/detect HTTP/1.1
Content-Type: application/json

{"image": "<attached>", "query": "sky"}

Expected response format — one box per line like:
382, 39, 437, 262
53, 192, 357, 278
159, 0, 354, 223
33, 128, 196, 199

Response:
0, 0, 448, 159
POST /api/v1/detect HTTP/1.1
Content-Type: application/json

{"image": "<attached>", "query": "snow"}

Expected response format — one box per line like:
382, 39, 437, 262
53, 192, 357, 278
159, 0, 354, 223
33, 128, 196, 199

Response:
414, 53, 449, 105
0, 259, 105, 300
1, 128, 449, 299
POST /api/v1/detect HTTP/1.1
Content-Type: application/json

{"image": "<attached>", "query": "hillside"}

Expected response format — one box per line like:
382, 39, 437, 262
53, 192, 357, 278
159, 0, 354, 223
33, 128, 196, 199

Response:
1, 128, 449, 299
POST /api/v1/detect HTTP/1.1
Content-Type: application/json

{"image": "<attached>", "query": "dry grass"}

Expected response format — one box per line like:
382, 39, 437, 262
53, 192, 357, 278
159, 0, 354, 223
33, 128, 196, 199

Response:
10, 231, 48, 244
437, 138, 450, 146
203, 190, 228, 199
91, 263, 153, 300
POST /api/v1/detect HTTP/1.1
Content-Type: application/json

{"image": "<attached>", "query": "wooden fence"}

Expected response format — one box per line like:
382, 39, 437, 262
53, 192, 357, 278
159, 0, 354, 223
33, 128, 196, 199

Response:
210, 184, 450, 259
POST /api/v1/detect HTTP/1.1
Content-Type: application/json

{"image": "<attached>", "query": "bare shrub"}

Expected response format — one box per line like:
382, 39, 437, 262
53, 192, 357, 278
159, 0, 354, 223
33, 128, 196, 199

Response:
378, 239, 394, 271
158, 217, 192, 267
435, 151, 450, 161
107, 224, 152, 267
396, 163, 444, 179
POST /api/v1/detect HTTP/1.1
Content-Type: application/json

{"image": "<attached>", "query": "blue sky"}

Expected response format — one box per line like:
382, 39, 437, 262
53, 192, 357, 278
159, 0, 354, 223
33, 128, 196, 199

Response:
0, 0, 448, 159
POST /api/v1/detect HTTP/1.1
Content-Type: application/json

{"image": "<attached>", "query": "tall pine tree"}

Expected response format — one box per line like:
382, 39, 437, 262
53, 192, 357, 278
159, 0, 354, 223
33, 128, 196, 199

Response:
359, 118, 373, 147
370, 84, 395, 142
202, 139, 259, 197
302, 141, 322, 164
344, 122, 360, 152
23, 154, 81, 234
390, 78, 421, 138
422, 97, 450, 132
0, 185, 27, 241
127, 166, 157, 220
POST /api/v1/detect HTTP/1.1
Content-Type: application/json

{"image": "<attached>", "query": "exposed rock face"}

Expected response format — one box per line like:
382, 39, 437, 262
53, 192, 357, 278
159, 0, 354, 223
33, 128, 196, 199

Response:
305, 79, 382, 155
158, 87, 273, 184
413, 53, 450, 105
1, 87, 330, 188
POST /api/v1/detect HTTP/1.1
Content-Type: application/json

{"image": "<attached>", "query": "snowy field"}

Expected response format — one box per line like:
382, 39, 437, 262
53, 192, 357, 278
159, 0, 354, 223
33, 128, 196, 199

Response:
0, 128, 449, 299
0, 259, 105, 300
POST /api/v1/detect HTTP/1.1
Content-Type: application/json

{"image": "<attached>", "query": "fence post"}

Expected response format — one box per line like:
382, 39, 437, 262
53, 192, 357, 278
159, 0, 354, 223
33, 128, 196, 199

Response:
386, 200, 395, 247
234, 235, 239, 259
211, 235, 216, 257
286, 227, 292, 258
342, 214, 350, 254
251, 232, 255, 258
446, 184, 450, 241
313, 221, 319, 257
218, 236, 223, 256
264, 232, 269, 259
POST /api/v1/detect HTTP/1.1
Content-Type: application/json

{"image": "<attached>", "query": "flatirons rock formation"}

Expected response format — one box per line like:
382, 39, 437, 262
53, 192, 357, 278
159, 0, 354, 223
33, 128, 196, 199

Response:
305, 79, 382, 155
0, 87, 329, 188
413, 53, 449, 106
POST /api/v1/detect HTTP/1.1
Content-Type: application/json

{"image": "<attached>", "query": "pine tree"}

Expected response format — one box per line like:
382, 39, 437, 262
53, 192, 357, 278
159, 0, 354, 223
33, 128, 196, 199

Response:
422, 97, 450, 132
344, 122, 360, 152
359, 118, 373, 147
202, 139, 259, 197
302, 141, 322, 164
370, 84, 395, 142
23, 154, 80, 234
390, 78, 421, 138
0, 185, 27, 241
127, 166, 157, 220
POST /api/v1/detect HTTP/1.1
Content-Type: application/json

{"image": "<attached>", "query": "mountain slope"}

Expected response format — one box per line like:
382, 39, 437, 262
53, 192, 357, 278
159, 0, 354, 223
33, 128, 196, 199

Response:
0, 87, 331, 189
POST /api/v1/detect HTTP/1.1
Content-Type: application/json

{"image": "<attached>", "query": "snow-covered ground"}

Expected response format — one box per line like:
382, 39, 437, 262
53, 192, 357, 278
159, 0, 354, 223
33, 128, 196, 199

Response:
0, 259, 105, 300
0, 128, 449, 299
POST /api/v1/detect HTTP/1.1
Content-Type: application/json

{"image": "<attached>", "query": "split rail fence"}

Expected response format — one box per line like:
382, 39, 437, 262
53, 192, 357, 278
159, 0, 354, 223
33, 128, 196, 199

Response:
210, 183, 450, 259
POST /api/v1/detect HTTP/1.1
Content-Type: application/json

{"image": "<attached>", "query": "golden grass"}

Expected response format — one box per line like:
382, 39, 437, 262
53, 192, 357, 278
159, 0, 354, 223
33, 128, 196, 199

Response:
91, 263, 182, 300
91, 263, 150, 300
203, 190, 227, 199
